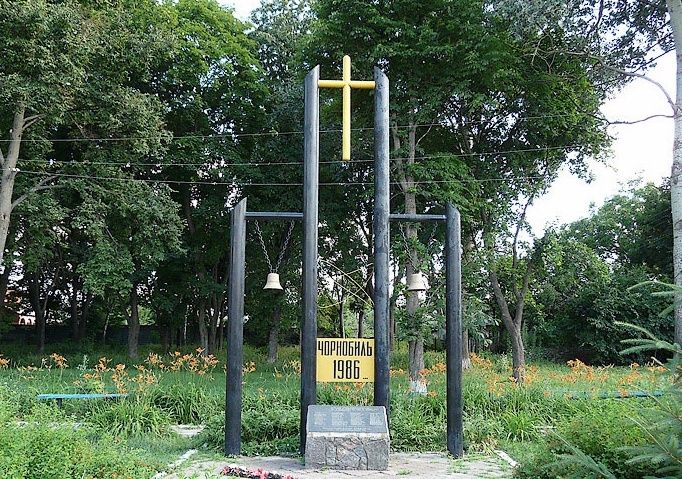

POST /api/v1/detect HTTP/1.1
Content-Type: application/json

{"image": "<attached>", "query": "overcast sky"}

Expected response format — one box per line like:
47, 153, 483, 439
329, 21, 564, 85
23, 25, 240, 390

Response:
225, 0, 675, 235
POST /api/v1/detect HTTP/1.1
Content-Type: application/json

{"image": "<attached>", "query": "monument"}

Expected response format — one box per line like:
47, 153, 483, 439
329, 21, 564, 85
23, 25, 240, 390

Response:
305, 405, 389, 470
224, 56, 464, 467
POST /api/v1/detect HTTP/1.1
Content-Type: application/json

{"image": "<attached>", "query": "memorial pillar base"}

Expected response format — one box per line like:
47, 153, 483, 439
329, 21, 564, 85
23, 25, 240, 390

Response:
305, 432, 389, 470
304, 405, 389, 471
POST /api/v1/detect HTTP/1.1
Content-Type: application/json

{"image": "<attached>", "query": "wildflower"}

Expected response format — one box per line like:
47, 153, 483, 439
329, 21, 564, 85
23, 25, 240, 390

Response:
431, 362, 446, 373
50, 353, 68, 369
96, 357, 110, 372
470, 352, 494, 369
146, 353, 162, 368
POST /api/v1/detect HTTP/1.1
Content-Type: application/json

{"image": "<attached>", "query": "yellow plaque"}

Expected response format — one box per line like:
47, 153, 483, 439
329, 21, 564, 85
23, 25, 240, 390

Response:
316, 338, 375, 383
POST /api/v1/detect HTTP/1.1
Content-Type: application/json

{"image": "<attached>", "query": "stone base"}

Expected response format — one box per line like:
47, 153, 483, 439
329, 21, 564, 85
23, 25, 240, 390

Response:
305, 432, 389, 470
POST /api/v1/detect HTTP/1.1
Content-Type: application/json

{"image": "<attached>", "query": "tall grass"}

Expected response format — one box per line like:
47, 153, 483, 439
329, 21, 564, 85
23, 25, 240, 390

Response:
0, 343, 669, 457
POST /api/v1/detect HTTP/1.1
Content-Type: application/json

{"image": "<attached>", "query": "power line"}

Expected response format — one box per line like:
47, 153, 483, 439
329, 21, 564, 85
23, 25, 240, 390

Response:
12, 168, 550, 187
0, 114, 603, 144
15, 144, 592, 168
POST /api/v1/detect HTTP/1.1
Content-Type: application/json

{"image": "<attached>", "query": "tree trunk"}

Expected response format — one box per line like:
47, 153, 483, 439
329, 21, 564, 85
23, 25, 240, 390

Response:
667, 0, 682, 347
338, 287, 345, 338
77, 292, 92, 341
489, 270, 526, 383
217, 305, 226, 351
70, 283, 79, 340
208, 292, 220, 355
268, 303, 282, 364
406, 244, 426, 391
102, 306, 111, 345
389, 263, 401, 351
35, 309, 46, 353
159, 323, 171, 354
0, 262, 10, 306
128, 284, 140, 359
27, 273, 46, 353
197, 299, 209, 352
408, 338, 425, 393
462, 329, 472, 369
509, 324, 526, 381
400, 122, 427, 394
0, 106, 25, 269
357, 309, 364, 338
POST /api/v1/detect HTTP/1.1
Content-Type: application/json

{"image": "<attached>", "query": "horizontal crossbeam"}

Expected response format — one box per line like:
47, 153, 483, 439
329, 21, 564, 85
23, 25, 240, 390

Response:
389, 213, 446, 222
244, 212, 303, 220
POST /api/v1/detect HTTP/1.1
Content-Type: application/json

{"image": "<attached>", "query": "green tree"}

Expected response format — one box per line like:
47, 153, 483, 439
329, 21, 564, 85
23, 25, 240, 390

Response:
0, 0, 171, 269
144, 0, 266, 354
498, 0, 680, 346
74, 181, 183, 359
2, 0, 176, 352
565, 181, 672, 278
308, 0, 608, 386
529, 230, 672, 364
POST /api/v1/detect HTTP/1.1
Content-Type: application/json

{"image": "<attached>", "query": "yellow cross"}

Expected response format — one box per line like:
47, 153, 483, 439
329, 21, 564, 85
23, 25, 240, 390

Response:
318, 55, 375, 161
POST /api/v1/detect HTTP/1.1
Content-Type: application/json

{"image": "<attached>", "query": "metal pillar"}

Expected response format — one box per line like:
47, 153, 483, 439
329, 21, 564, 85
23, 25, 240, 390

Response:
225, 198, 247, 455
373, 67, 390, 412
445, 202, 464, 458
301, 66, 320, 454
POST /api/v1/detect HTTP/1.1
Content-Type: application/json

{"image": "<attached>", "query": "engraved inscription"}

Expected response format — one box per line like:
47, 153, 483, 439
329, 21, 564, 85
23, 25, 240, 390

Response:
307, 405, 388, 434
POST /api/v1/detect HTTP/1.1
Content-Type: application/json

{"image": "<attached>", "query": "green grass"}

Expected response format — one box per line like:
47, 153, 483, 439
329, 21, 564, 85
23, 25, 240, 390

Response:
0, 343, 671, 477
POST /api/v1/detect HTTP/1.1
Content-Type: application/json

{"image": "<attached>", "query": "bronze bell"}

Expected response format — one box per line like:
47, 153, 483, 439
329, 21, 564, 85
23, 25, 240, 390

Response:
263, 272, 284, 291
406, 272, 427, 292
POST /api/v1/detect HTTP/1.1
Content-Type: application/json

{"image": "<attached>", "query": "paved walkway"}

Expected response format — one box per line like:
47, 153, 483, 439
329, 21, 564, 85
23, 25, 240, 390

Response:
170, 453, 513, 479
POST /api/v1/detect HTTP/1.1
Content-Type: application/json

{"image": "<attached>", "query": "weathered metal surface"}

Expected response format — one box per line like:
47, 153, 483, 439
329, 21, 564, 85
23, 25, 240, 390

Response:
225, 197, 247, 455
301, 66, 320, 454
389, 213, 446, 222
373, 67, 391, 414
244, 212, 303, 220
445, 202, 464, 458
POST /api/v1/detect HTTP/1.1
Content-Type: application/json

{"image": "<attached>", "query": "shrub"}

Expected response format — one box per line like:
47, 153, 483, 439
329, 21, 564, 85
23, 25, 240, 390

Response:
514, 400, 653, 479
242, 395, 299, 444
389, 394, 445, 452
0, 422, 159, 479
89, 397, 171, 437
463, 415, 502, 452
149, 383, 219, 424
501, 410, 538, 442
197, 391, 300, 455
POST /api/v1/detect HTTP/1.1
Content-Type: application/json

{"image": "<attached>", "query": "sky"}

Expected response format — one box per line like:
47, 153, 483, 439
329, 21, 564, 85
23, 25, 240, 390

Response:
225, 0, 675, 235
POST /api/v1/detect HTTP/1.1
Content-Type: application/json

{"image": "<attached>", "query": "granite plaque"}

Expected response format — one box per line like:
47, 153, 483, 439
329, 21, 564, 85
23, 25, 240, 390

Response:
305, 405, 390, 470
308, 405, 388, 434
